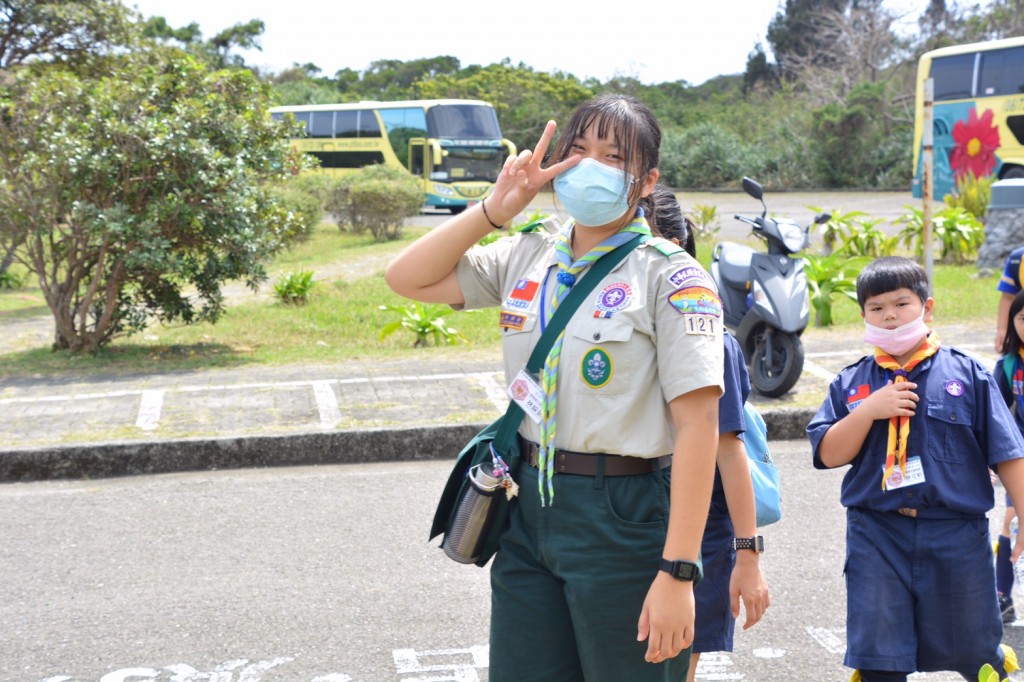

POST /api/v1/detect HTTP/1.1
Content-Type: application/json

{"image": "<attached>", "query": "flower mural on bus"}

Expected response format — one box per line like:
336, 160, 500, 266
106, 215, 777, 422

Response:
949, 107, 1001, 181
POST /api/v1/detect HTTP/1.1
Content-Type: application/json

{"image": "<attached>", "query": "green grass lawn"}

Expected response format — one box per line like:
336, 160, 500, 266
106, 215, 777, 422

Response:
0, 225, 1004, 379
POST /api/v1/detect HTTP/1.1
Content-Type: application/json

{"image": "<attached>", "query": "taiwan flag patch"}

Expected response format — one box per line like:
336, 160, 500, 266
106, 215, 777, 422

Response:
510, 279, 539, 301
847, 383, 870, 410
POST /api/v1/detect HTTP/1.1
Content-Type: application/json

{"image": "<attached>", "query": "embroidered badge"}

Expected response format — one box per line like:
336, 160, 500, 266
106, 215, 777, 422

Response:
944, 379, 965, 397
581, 348, 613, 388
668, 286, 723, 321
668, 266, 713, 289
847, 383, 870, 410
594, 282, 632, 318
504, 278, 539, 310
499, 312, 527, 331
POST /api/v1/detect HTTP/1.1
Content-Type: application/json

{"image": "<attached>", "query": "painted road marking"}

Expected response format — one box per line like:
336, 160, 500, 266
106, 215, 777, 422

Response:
312, 381, 342, 428
694, 651, 744, 680
806, 625, 846, 654
474, 372, 510, 413
801, 358, 835, 382
393, 646, 488, 681
135, 390, 165, 431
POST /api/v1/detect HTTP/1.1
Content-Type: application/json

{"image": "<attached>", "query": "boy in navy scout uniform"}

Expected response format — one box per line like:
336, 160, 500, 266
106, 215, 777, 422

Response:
807, 257, 1024, 682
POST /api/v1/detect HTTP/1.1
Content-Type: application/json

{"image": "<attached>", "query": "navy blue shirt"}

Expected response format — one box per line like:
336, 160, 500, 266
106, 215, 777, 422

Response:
708, 331, 749, 517
807, 345, 1024, 517
998, 245, 1024, 295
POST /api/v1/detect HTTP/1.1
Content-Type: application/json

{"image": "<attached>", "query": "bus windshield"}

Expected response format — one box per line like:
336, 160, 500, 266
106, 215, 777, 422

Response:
433, 144, 506, 183
427, 105, 502, 139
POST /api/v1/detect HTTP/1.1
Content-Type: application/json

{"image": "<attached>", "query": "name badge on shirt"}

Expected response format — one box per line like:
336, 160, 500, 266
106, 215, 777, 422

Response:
883, 456, 926, 489
508, 369, 544, 424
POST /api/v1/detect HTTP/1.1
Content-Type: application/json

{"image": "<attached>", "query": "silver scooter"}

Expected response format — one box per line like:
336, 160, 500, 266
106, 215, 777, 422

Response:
709, 177, 830, 397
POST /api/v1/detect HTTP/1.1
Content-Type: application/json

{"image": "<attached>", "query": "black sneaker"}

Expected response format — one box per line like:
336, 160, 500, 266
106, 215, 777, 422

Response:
1000, 593, 1016, 624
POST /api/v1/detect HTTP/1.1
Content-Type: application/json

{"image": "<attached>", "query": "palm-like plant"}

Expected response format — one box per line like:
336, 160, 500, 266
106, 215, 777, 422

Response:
378, 302, 468, 347
803, 252, 872, 327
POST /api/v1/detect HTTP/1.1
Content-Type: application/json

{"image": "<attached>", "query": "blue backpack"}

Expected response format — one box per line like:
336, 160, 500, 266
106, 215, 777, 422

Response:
743, 401, 782, 527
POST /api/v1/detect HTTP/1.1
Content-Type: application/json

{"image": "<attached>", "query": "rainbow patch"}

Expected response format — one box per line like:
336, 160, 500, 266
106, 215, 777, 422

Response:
668, 287, 722, 317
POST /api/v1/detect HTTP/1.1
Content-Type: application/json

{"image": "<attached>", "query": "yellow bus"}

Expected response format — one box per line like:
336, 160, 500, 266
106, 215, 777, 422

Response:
912, 36, 1024, 199
270, 99, 516, 212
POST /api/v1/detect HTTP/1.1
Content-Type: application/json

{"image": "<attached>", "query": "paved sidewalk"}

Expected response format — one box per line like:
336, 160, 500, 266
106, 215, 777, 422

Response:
0, 320, 1000, 482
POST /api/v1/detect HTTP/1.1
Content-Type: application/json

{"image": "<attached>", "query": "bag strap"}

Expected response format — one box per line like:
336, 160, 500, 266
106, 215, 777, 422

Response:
492, 233, 647, 452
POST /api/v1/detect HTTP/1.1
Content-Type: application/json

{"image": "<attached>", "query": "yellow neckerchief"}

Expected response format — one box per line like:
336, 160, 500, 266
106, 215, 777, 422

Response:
873, 332, 941, 490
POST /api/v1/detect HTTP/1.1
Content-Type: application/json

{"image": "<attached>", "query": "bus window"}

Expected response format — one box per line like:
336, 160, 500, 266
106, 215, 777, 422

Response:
979, 46, 1024, 97
358, 110, 382, 138
931, 53, 976, 101
335, 110, 359, 138
428, 105, 501, 138
409, 143, 425, 177
312, 151, 387, 168
290, 111, 311, 136
310, 111, 334, 138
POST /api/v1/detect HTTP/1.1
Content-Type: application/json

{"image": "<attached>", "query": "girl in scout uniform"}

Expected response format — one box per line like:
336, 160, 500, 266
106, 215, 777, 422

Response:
807, 257, 1024, 681
648, 187, 770, 682
386, 94, 724, 681
994, 289, 1024, 623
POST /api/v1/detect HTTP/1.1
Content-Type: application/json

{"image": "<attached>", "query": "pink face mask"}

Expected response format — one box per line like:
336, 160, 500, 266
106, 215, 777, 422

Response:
864, 313, 929, 356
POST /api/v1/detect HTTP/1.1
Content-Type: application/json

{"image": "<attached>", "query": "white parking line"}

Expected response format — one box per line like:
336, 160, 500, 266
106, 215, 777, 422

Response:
312, 381, 342, 429
135, 390, 165, 431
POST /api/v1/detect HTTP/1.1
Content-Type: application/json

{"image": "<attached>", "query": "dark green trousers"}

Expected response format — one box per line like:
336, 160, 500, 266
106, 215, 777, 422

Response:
489, 460, 692, 681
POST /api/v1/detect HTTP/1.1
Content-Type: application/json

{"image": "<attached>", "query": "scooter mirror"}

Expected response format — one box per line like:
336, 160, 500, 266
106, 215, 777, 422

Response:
741, 177, 763, 201
815, 213, 832, 224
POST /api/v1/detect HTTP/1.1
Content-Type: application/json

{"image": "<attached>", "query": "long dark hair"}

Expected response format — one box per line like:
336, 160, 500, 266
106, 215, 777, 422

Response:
1002, 289, 1024, 356
549, 94, 661, 215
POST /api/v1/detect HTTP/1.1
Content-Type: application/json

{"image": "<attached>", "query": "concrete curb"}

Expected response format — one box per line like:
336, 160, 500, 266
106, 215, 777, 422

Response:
0, 408, 816, 483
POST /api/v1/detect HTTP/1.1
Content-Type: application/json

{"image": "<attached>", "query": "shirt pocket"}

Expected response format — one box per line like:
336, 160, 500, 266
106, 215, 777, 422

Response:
926, 400, 972, 464
565, 317, 634, 396
500, 310, 539, 365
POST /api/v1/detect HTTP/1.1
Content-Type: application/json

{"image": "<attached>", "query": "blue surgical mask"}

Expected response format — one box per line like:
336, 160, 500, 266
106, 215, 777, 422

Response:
553, 158, 636, 227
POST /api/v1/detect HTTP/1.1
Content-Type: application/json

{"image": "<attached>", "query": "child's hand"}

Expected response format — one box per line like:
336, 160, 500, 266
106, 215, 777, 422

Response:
860, 380, 919, 421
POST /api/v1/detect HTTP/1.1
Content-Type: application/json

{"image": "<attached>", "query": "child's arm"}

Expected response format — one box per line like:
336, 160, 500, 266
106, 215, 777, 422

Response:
717, 432, 769, 629
996, 291, 1015, 353
997, 458, 1024, 561
817, 380, 920, 468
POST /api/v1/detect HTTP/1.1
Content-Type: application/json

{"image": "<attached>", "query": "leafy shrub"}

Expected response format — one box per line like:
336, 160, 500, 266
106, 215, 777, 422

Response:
803, 252, 872, 327
272, 270, 317, 305
687, 204, 720, 239
379, 302, 467, 347
944, 173, 992, 221
0, 268, 25, 289
897, 206, 984, 264
660, 123, 765, 189
477, 210, 557, 247
266, 184, 323, 245
328, 164, 422, 241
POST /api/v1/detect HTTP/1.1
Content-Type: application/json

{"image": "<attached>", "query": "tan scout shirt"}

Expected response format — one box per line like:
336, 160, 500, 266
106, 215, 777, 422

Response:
455, 229, 724, 458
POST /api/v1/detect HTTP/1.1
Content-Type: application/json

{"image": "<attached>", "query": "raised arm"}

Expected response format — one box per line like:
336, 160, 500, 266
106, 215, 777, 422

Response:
385, 120, 580, 305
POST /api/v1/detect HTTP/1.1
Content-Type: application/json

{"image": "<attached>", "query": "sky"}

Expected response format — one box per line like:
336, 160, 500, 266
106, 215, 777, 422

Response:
126, 0, 931, 87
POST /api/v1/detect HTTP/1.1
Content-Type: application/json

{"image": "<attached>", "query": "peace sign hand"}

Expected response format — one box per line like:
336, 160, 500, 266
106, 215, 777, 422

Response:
484, 120, 581, 225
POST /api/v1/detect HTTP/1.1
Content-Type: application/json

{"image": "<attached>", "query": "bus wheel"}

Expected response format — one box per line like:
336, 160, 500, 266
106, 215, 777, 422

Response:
448, 206, 466, 214
1003, 166, 1024, 180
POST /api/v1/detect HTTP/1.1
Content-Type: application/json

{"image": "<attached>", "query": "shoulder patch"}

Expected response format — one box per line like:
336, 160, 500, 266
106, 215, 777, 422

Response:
645, 236, 684, 258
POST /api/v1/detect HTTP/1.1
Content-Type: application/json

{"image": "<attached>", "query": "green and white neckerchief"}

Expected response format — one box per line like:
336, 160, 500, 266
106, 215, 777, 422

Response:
536, 215, 651, 505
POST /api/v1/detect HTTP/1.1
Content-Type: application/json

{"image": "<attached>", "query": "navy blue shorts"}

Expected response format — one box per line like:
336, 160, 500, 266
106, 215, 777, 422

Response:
693, 512, 735, 653
844, 508, 1004, 676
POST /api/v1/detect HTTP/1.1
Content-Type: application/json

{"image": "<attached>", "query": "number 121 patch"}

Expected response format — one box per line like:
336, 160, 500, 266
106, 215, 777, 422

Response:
667, 286, 722, 337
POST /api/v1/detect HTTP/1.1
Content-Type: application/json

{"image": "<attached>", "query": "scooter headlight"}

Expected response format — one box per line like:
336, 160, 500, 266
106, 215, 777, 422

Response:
751, 280, 776, 318
778, 220, 805, 253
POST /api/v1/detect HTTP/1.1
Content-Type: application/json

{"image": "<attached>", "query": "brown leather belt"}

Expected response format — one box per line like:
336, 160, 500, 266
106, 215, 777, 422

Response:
525, 442, 671, 477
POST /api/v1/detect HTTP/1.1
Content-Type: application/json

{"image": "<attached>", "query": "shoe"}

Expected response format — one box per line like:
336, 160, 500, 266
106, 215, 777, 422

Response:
1000, 593, 1016, 624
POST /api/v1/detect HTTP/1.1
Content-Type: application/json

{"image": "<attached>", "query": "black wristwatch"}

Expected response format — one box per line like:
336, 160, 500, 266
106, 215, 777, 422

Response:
659, 558, 701, 581
733, 536, 765, 553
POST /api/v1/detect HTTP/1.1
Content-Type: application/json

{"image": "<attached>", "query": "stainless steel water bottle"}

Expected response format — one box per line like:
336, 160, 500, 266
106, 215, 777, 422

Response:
443, 462, 503, 564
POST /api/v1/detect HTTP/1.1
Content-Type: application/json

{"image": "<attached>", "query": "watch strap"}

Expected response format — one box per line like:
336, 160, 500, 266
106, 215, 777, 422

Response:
659, 558, 700, 581
733, 536, 765, 553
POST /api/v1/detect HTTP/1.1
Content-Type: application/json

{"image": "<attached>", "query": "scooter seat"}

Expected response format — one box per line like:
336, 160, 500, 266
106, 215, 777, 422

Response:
714, 242, 754, 289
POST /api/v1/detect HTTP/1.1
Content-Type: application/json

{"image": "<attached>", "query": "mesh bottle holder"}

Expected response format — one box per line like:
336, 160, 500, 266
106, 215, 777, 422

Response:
443, 463, 503, 564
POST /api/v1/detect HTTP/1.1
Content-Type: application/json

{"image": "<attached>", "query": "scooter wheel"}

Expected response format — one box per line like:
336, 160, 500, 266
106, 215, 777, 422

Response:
752, 333, 804, 397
